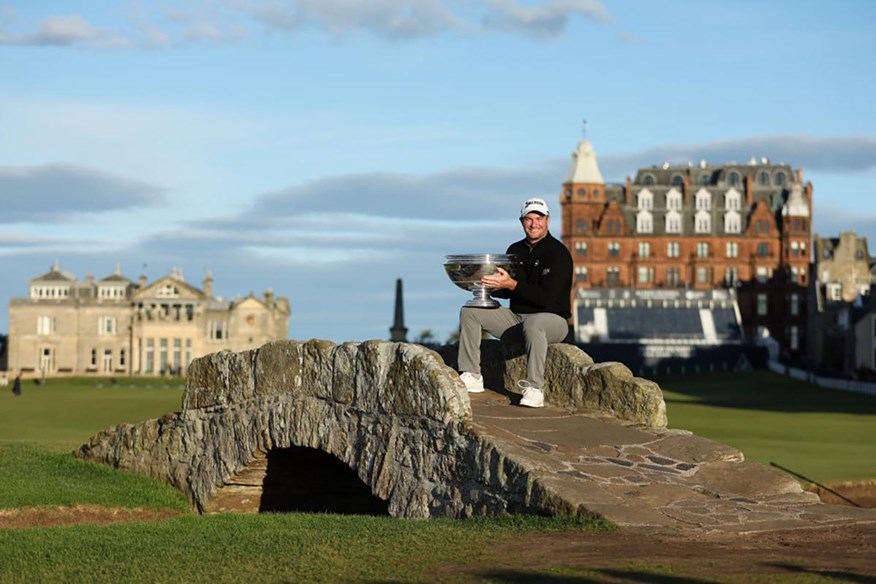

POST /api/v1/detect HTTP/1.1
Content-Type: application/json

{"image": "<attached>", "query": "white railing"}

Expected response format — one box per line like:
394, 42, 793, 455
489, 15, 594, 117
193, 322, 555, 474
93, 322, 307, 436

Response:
767, 360, 876, 396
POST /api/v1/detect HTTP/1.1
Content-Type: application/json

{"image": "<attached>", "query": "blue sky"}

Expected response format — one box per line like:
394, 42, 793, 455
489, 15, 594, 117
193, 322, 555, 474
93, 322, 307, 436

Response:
2, 0, 875, 343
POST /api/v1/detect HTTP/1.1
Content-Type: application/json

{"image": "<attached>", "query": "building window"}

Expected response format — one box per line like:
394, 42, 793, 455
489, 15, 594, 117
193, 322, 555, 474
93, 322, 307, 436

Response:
697, 242, 709, 258
757, 293, 768, 316
102, 348, 113, 373
724, 190, 741, 210
695, 210, 711, 233
757, 267, 769, 283
185, 339, 192, 369
159, 339, 168, 374
145, 339, 155, 373
607, 267, 621, 287
790, 293, 800, 316
577, 188, 586, 197
669, 268, 681, 286
120, 349, 126, 367
638, 190, 653, 210
209, 321, 227, 341
575, 241, 588, 256
827, 283, 841, 301
575, 266, 588, 283
98, 316, 116, 336
775, 171, 787, 186
37, 316, 54, 335
575, 220, 588, 234
726, 241, 739, 258
724, 211, 740, 234
90, 348, 97, 368
671, 174, 684, 187
790, 267, 799, 284
173, 339, 182, 374
695, 190, 711, 211
636, 211, 653, 233
643, 174, 655, 186
727, 171, 741, 186
638, 266, 654, 284
696, 267, 712, 284
758, 170, 770, 186
608, 242, 620, 256
638, 242, 651, 258
725, 267, 738, 286
666, 190, 682, 211
665, 211, 681, 234
791, 241, 799, 256
667, 241, 680, 258
757, 242, 769, 257
790, 326, 799, 350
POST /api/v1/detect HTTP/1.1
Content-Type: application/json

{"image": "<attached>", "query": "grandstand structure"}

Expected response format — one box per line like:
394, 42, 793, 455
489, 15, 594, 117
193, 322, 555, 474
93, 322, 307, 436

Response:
572, 288, 754, 376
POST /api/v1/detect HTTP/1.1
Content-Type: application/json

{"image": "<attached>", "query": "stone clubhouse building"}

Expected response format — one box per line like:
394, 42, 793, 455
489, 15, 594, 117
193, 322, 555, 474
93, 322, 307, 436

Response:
7, 262, 289, 377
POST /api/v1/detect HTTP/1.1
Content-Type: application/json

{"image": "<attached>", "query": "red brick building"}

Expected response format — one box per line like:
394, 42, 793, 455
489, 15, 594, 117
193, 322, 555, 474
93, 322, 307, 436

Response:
560, 138, 812, 359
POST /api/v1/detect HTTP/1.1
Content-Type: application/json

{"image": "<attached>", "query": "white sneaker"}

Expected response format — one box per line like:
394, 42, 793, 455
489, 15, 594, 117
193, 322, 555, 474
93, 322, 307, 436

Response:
459, 372, 484, 393
517, 380, 544, 408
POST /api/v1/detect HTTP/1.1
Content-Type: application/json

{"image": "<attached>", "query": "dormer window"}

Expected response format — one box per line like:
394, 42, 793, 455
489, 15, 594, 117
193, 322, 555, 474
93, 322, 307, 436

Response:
636, 210, 653, 233
666, 189, 682, 211
727, 171, 741, 187
695, 189, 711, 211
695, 209, 711, 233
757, 171, 770, 186
671, 174, 684, 187
775, 171, 787, 186
724, 189, 741, 211
642, 174, 655, 186
637, 189, 653, 210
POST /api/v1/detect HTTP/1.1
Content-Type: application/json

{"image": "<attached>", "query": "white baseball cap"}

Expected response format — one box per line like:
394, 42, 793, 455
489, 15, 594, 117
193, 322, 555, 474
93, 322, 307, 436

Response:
520, 198, 550, 218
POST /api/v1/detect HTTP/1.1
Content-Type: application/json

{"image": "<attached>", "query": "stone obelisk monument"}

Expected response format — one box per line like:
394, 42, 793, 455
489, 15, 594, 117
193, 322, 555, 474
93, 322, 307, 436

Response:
389, 278, 408, 342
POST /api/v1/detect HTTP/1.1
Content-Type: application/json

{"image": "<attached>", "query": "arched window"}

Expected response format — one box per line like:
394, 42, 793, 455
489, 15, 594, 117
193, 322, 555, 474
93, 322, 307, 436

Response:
757, 171, 769, 186
577, 188, 586, 197
700, 173, 710, 186
642, 174, 655, 186
775, 171, 787, 186
671, 174, 684, 187
727, 171, 741, 187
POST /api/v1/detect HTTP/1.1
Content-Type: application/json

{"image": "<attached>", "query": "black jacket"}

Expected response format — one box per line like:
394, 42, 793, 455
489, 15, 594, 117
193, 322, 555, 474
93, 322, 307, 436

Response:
494, 232, 572, 319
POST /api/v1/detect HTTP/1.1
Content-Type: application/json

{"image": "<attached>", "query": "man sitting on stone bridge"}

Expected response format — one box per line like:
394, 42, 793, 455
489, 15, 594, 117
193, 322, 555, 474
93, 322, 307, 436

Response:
457, 197, 573, 408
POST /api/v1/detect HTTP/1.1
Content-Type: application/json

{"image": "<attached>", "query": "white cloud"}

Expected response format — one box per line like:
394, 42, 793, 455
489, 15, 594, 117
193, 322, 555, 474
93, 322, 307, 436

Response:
0, 0, 612, 48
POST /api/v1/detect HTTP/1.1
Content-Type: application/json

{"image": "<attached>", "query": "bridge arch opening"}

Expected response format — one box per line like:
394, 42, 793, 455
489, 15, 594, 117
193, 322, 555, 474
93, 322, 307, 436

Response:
258, 446, 389, 516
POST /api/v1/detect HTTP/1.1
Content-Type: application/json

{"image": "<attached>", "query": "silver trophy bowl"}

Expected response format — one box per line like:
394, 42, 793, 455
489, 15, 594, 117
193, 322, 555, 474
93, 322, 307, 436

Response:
444, 254, 520, 308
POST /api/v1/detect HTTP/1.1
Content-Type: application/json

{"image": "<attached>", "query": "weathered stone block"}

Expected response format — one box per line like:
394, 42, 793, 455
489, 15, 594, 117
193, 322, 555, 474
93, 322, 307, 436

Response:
184, 349, 257, 410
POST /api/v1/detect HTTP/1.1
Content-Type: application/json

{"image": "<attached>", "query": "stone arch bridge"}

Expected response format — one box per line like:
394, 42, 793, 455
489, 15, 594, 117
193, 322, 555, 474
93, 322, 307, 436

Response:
78, 340, 874, 531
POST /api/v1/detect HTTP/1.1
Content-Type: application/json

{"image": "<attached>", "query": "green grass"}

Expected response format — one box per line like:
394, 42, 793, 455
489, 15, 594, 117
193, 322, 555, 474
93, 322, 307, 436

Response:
0, 513, 611, 583
0, 442, 188, 511
0, 376, 182, 452
657, 371, 876, 484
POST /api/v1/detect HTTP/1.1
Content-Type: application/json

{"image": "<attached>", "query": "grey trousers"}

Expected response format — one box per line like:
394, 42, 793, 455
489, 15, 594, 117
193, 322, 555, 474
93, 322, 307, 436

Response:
458, 306, 569, 389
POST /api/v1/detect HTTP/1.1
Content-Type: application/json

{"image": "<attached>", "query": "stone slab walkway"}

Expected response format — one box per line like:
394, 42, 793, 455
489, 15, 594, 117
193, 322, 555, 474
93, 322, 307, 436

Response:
467, 389, 876, 534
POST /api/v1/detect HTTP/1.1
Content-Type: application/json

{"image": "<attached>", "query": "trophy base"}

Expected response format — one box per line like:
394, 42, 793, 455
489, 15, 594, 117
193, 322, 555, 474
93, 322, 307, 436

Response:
464, 287, 500, 308
463, 298, 501, 308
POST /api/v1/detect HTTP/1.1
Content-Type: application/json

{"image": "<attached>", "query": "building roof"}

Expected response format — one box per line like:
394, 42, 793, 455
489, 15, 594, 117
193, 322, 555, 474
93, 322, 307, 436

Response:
29, 260, 76, 283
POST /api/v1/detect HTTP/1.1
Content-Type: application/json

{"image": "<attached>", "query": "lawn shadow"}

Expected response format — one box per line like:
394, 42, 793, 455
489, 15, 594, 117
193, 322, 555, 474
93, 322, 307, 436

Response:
655, 371, 876, 415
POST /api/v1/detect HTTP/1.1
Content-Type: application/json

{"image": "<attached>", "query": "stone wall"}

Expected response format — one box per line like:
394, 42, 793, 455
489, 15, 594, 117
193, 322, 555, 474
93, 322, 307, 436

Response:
77, 339, 667, 517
